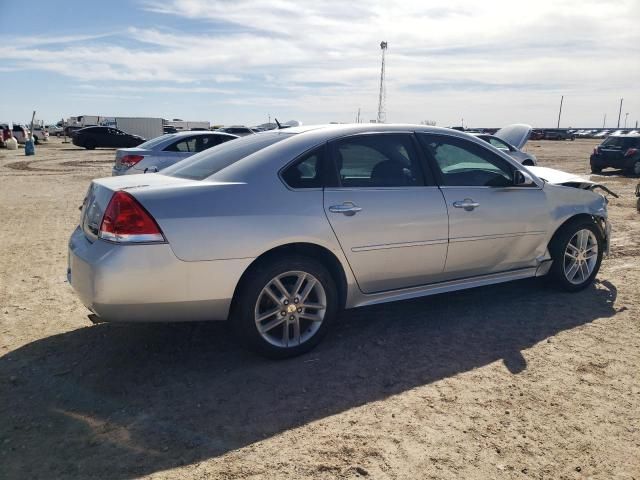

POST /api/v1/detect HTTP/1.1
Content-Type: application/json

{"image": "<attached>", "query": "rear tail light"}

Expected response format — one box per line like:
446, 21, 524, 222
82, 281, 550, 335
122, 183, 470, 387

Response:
99, 191, 164, 243
624, 148, 638, 158
120, 154, 144, 168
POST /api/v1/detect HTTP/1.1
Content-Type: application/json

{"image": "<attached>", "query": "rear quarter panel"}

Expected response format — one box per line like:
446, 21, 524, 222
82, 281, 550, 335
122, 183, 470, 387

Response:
133, 181, 345, 263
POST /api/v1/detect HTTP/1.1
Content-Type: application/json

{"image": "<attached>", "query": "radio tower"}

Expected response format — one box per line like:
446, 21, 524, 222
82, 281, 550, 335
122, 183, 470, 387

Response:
377, 41, 388, 123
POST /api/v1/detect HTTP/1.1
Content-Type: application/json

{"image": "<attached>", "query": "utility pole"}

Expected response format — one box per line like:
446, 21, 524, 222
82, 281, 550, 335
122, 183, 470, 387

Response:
624, 113, 629, 128
377, 41, 388, 123
557, 95, 563, 128
617, 98, 623, 128
602, 113, 606, 128
356, 108, 361, 124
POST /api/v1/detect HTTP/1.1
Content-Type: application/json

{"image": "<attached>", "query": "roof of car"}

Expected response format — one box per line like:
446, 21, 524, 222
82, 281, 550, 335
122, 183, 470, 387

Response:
170, 130, 237, 137
282, 123, 473, 140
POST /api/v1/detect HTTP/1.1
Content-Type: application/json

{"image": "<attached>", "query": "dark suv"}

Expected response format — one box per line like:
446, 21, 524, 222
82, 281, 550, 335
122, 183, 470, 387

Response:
590, 135, 640, 175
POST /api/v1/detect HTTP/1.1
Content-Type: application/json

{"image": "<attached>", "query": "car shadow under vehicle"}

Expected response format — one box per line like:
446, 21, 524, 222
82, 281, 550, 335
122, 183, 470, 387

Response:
0, 278, 619, 479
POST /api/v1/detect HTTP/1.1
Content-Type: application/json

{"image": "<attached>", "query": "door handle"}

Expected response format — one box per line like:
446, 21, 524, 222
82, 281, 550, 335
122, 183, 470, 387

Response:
329, 202, 362, 216
453, 199, 480, 211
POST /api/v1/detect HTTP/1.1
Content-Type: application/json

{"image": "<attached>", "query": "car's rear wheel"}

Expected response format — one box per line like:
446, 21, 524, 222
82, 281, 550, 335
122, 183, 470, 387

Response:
549, 219, 603, 291
84, 139, 96, 150
590, 164, 602, 174
232, 256, 338, 358
628, 160, 640, 176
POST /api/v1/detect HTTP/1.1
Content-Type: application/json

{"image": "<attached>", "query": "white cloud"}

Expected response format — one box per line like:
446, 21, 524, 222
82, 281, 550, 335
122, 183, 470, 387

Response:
4, 0, 640, 125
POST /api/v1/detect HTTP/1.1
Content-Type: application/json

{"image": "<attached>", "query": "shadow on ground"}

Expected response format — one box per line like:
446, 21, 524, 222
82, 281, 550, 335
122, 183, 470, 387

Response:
0, 279, 619, 479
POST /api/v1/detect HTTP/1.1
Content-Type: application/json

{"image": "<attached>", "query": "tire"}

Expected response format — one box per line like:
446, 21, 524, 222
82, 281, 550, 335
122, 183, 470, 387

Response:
628, 160, 640, 177
34, 136, 40, 145
522, 160, 534, 167
84, 140, 96, 150
231, 255, 338, 358
590, 164, 602, 174
548, 218, 603, 292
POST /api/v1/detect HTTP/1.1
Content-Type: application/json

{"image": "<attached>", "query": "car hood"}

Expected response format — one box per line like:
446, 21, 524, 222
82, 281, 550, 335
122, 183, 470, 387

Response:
494, 124, 532, 150
528, 166, 618, 197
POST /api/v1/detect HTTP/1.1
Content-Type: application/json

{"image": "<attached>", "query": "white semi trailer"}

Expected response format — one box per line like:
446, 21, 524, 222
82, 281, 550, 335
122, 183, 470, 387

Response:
112, 117, 163, 140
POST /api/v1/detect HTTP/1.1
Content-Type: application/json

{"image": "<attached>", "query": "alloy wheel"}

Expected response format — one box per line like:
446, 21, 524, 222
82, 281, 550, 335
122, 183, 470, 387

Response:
563, 229, 598, 285
254, 271, 327, 348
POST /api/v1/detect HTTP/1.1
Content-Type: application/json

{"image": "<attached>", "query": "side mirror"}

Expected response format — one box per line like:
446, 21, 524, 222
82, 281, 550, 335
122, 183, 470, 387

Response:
513, 169, 535, 186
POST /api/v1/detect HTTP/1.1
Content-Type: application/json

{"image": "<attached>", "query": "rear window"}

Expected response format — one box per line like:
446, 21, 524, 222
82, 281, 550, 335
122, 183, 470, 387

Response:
162, 132, 292, 180
138, 134, 176, 149
602, 136, 639, 149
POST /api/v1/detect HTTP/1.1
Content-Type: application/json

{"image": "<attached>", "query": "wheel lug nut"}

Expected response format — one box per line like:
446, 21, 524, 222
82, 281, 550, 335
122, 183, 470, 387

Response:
297, 307, 302, 313
283, 300, 289, 305
280, 311, 286, 316
294, 298, 299, 304
289, 315, 295, 321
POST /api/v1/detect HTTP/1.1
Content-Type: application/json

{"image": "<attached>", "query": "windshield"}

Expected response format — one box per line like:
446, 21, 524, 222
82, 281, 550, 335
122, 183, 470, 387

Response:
137, 134, 176, 149
162, 132, 292, 180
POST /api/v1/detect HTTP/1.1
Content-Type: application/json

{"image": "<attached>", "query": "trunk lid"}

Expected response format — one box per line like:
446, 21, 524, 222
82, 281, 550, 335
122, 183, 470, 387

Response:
79, 174, 204, 242
493, 124, 532, 150
115, 147, 150, 169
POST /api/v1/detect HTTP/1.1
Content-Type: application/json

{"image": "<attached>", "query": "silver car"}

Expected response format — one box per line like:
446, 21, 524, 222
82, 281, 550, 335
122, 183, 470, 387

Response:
112, 131, 238, 176
471, 124, 537, 166
69, 124, 611, 358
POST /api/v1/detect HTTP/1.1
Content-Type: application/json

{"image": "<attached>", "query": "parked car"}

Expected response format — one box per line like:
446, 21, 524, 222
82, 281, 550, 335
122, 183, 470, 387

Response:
72, 126, 145, 150
68, 124, 611, 358
590, 134, 640, 175
65, 125, 95, 137
543, 129, 575, 140
46, 125, 64, 137
31, 126, 49, 143
593, 130, 610, 138
216, 126, 256, 136
10, 124, 30, 144
112, 131, 238, 175
471, 124, 537, 166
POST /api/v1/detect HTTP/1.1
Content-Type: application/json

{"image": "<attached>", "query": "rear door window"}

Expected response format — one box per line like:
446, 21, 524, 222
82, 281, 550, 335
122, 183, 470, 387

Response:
165, 136, 197, 152
195, 135, 222, 152
331, 134, 425, 188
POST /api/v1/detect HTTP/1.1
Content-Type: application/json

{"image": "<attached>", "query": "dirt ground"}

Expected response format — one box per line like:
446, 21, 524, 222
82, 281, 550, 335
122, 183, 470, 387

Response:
0, 138, 638, 480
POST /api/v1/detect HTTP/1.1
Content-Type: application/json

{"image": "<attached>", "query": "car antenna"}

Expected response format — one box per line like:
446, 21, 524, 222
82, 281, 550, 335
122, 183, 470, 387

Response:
275, 118, 282, 129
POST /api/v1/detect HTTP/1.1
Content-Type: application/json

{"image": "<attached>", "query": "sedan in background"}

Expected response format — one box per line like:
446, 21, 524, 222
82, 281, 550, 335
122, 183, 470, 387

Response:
69, 124, 611, 358
112, 131, 238, 176
72, 126, 145, 150
471, 124, 537, 165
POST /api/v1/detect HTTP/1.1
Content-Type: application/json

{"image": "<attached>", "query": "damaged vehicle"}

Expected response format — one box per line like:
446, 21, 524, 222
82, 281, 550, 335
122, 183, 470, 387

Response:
471, 124, 537, 166
68, 124, 611, 358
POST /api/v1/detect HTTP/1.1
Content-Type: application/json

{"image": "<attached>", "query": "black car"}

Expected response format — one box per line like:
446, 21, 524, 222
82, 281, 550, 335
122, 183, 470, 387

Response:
72, 126, 145, 150
590, 134, 640, 175
542, 129, 575, 140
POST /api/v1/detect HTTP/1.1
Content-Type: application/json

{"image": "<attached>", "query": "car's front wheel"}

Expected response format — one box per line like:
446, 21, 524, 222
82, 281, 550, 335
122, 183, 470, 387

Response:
549, 219, 603, 291
232, 255, 338, 358
590, 164, 602, 174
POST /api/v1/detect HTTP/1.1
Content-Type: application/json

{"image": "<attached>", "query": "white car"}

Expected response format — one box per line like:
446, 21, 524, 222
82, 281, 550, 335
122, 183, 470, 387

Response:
31, 127, 50, 143
112, 131, 238, 176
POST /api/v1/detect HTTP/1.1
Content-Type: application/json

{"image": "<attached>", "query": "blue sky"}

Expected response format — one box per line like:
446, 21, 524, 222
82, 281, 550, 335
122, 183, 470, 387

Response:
1, 0, 639, 128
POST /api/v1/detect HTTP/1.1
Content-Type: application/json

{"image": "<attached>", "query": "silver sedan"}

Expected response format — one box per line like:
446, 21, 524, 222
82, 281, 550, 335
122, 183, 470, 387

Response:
69, 124, 611, 357
112, 130, 237, 176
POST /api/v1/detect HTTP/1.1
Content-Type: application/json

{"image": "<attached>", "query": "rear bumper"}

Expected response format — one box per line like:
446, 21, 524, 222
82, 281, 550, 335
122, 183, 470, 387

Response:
590, 154, 636, 169
67, 226, 253, 322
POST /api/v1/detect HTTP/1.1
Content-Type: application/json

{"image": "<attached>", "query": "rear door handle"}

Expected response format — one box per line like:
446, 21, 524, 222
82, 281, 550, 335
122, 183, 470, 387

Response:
453, 199, 480, 211
328, 202, 362, 216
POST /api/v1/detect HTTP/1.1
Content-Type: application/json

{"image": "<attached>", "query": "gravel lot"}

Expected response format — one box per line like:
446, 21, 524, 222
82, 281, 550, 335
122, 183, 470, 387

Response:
1, 138, 639, 479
